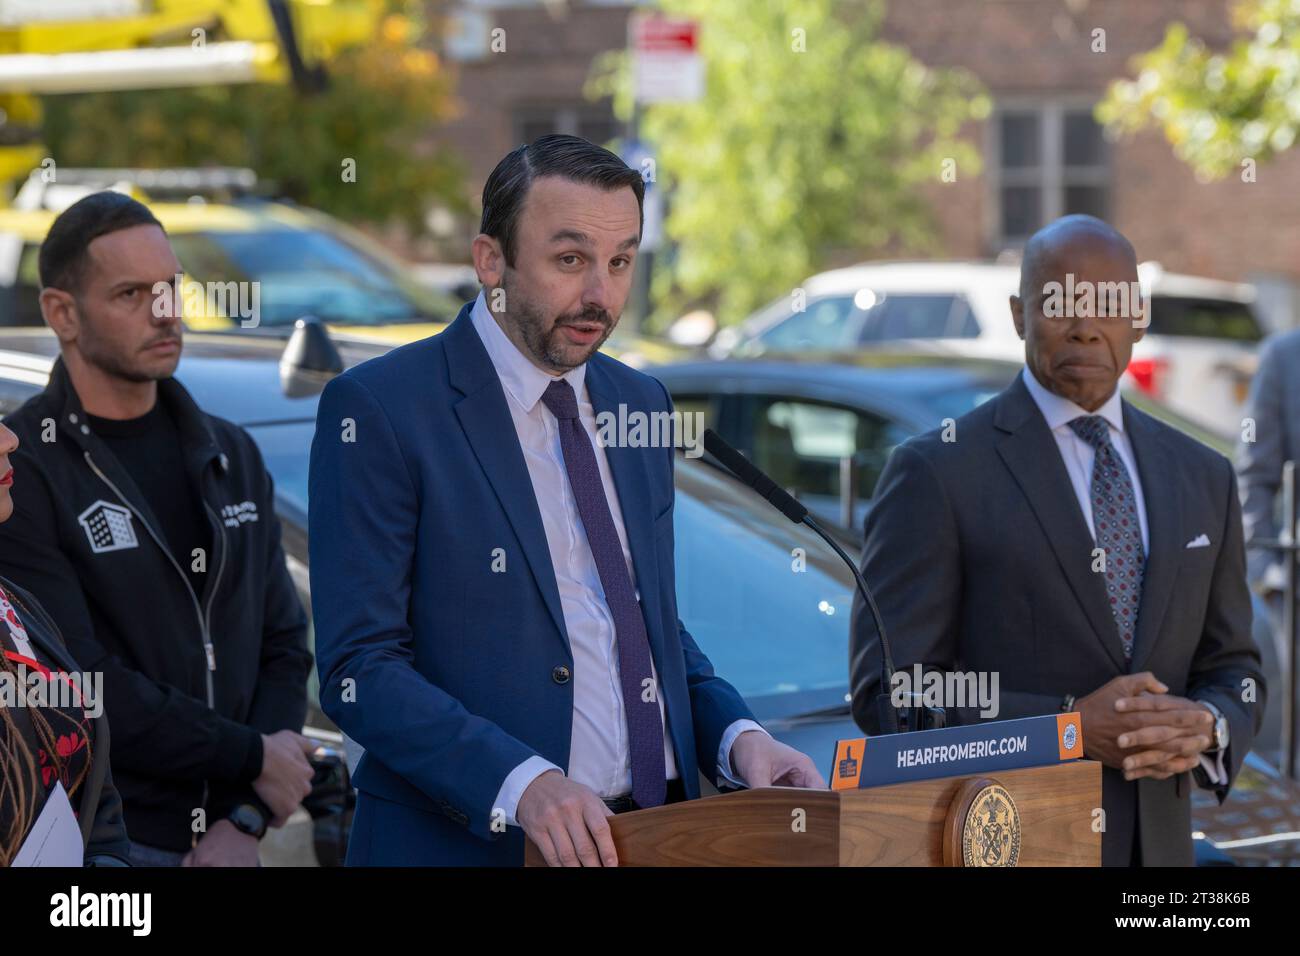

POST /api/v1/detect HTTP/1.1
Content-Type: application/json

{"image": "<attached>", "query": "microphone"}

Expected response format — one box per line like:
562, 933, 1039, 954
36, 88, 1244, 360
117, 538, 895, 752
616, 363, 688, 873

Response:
702, 428, 941, 734
702, 427, 808, 523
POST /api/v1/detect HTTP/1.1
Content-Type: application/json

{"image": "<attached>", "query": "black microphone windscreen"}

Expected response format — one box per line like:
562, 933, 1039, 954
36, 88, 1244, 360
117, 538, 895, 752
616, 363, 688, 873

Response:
703, 429, 808, 523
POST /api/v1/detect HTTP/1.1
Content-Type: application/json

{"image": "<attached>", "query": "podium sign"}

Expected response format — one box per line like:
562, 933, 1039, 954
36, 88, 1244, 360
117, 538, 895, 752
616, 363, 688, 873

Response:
832, 712, 1084, 790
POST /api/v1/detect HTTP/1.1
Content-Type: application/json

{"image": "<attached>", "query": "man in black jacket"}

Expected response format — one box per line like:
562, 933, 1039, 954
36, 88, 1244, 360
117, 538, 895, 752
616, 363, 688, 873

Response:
0, 191, 315, 865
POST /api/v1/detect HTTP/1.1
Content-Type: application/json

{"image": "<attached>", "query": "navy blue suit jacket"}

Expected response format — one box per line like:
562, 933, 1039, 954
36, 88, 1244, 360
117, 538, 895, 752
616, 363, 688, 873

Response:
309, 305, 757, 864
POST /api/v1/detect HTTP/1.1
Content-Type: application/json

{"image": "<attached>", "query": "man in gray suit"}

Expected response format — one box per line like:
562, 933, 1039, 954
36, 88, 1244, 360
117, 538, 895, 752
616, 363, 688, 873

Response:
1237, 328, 1300, 667
850, 215, 1263, 866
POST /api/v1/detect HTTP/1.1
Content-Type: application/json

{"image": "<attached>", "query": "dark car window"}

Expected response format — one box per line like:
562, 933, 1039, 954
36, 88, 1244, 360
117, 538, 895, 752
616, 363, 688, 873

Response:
863, 294, 978, 342
745, 295, 860, 353
732, 394, 908, 511
913, 379, 1010, 425
662, 393, 716, 430
7, 243, 45, 327
169, 230, 458, 328
1147, 295, 1263, 342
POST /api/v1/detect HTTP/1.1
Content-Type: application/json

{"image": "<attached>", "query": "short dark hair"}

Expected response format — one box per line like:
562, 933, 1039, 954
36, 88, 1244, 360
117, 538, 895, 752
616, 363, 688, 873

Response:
479, 134, 645, 266
39, 190, 164, 293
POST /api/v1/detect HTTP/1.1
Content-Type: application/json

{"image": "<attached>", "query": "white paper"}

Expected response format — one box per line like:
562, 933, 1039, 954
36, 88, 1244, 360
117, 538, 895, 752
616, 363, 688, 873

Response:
12, 781, 84, 867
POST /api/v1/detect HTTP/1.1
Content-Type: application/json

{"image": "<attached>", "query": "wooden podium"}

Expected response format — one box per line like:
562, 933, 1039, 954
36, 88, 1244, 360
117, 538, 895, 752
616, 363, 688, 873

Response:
525, 760, 1100, 866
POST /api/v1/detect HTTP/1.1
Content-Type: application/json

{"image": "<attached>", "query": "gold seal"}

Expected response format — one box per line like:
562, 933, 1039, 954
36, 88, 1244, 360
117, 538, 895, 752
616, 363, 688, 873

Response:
943, 778, 1021, 867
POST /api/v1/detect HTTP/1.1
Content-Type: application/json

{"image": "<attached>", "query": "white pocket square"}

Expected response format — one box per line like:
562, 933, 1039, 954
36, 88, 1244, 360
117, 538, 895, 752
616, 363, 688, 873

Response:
1185, 533, 1211, 549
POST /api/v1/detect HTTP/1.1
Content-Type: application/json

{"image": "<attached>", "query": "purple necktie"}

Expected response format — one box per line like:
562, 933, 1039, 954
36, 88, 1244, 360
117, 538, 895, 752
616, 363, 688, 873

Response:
1069, 414, 1145, 661
540, 378, 667, 809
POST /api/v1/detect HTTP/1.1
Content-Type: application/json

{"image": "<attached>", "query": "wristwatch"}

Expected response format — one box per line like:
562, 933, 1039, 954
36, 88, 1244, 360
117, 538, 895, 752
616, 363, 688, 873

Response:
1201, 701, 1230, 754
228, 803, 268, 840
1060, 693, 1076, 713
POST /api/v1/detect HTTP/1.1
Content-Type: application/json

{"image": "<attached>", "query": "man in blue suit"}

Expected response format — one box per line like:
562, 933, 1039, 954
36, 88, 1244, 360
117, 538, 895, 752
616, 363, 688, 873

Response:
309, 135, 824, 866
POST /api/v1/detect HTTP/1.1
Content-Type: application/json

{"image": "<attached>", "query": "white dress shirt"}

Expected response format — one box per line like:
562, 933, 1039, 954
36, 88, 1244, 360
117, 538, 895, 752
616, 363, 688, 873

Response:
1020, 366, 1149, 553
471, 294, 765, 824
1020, 366, 1225, 784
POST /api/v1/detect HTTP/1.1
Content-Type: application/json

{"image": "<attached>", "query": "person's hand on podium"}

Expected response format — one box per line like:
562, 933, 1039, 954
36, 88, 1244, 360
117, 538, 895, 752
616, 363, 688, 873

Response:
1077, 671, 1214, 780
517, 770, 619, 867
730, 731, 827, 789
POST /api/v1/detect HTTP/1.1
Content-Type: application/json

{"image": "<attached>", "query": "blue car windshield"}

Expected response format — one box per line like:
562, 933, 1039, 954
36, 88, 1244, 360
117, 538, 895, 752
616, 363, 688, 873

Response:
170, 229, 458, 328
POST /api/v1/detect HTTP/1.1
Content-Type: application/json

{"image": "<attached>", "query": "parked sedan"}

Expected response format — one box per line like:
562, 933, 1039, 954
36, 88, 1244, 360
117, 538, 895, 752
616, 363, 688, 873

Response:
654, 353, 1229, 536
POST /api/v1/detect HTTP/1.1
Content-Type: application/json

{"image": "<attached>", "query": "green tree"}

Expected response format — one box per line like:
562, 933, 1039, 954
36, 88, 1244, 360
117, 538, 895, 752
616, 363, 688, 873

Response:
39, 9, 466, 234
590, 0, 988, 328
1098, 0, 1300, 180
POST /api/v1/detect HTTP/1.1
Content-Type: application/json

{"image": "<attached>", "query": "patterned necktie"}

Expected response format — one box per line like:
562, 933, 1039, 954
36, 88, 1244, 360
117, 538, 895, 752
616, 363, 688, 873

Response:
1068, 414, 1145, 661
539, 378, 667, 809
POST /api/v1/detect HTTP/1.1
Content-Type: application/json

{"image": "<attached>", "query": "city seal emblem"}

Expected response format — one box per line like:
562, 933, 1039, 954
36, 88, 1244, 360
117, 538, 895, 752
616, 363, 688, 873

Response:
943, 778, 1022, 867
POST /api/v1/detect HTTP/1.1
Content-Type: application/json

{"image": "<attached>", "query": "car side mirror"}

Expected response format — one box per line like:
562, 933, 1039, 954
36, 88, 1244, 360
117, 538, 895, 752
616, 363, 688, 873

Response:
280, 315, 343, 398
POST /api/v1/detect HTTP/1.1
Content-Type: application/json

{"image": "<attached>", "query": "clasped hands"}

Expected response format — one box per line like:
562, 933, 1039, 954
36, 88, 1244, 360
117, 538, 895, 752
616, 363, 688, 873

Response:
1076, 671, 1216, 781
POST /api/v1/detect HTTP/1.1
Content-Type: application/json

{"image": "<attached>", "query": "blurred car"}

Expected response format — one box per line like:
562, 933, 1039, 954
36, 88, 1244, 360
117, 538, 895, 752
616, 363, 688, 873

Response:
0, 168, 463, 339
654, 352, 1228, 534
0, 327, 1289, 865
0, 168, 686, 368
657, 354, 1014, 534
709, 260, 1264, 439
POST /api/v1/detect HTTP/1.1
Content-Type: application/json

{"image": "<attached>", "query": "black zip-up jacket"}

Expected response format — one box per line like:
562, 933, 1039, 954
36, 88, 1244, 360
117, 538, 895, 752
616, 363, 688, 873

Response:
0, 357, 311, 852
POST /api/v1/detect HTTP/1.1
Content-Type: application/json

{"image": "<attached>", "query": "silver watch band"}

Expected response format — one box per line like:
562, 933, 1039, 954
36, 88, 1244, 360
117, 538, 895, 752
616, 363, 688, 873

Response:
1200, 700, 1229, 752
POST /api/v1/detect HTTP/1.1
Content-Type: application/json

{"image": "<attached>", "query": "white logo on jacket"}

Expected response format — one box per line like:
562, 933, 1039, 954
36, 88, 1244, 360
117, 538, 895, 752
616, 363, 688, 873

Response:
77, 501, 138, 553
220, 501, 259, 528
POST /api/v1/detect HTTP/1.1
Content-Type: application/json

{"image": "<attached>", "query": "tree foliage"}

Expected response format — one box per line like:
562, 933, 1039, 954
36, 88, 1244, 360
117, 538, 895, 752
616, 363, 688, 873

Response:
1098, 0, 1300, 179
39, 9, 466, 234
590, 0, 988, 327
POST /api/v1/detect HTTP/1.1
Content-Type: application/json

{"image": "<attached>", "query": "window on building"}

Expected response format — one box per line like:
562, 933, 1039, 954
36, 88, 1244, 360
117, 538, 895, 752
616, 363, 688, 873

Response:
514, 105, 620, 150
993, 103, 1108, 249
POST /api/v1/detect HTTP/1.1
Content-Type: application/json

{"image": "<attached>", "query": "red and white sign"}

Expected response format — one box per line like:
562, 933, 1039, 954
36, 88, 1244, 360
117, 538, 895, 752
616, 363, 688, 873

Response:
632, 15, 703, 104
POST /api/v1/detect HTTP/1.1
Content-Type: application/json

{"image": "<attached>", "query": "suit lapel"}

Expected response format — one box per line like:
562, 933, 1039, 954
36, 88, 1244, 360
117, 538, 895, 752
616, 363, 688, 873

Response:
1124, 404, 1182, 671
994, 377, 1129, 670
584, 360, 665, 666
443, 310, 570, 651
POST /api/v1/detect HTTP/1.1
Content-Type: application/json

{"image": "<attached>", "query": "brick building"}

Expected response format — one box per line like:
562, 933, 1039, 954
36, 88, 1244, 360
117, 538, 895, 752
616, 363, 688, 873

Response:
435, 0, 1300, 328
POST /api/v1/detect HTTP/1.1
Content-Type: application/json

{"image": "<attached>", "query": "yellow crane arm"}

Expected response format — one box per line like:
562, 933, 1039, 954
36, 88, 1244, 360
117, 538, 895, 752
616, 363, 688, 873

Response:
0, 0, 380, 85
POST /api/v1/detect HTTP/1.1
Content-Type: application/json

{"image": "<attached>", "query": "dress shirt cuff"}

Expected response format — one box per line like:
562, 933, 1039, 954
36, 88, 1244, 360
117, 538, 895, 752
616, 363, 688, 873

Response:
716, 719, 769, 789
1193, 699, 1228, 789
1196, 748, 1228, 789
493, 755, 563, 828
